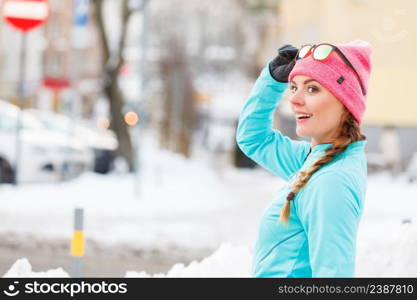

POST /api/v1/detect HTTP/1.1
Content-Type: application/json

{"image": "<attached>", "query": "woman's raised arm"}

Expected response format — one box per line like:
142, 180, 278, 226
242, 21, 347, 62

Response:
236, 63, 310, 181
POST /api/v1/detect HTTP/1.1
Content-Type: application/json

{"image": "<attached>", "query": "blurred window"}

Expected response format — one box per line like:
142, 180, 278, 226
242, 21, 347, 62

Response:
0, 111, 17, 131
0, 110, 45, 131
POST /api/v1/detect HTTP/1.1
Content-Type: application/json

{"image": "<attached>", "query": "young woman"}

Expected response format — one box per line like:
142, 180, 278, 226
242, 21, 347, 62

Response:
236, 40, 373, 277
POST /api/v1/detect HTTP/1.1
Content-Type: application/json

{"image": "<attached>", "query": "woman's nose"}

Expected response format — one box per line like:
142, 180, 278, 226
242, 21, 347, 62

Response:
289, 93, 305, 107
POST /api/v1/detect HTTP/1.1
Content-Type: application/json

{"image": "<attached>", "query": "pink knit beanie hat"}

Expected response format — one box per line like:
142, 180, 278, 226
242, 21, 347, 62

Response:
288, 40, 373, 125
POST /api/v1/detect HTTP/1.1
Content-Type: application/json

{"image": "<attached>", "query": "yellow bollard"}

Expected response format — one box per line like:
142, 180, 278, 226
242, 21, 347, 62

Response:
70, 231, 85, 257
70, 208, 84, 277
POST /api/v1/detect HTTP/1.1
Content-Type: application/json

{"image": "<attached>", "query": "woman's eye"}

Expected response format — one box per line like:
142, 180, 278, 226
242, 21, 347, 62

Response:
289, 85, 318, 93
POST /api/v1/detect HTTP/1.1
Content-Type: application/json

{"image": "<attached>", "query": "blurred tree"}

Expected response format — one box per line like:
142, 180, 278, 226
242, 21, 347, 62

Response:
158, 35, 195, 158
236, 0, 281, 78
142, 0, 279, 162
239, 0, 278, 12
92, 0, 137, 171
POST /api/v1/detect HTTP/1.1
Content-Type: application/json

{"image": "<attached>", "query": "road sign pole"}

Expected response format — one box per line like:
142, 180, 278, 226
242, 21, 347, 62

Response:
3, 0, 50, 185
14, 32, 27, 185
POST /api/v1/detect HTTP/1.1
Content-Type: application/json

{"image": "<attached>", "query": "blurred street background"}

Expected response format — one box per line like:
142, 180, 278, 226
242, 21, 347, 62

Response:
0, 0, 417, 277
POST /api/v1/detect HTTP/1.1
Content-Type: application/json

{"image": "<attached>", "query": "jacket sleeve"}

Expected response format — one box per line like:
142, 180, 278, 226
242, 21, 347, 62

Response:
235, 63, 310, 181
296, 171, 363, 277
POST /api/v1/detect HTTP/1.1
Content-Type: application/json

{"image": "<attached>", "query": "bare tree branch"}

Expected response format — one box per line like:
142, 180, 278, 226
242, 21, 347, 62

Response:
91, 0, 137, 171
116, 0, 132, 70
93, 0, 110, 63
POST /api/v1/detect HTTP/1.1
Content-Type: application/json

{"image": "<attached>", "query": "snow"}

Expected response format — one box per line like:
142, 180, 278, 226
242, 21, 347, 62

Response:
3, 243, 251, 278
0, 133, 281, 251
4, 222, 417, 277
125, 242, 252, 278
355, 172, 417, 277
3, 258, 69, 278
1, 135, 417, 277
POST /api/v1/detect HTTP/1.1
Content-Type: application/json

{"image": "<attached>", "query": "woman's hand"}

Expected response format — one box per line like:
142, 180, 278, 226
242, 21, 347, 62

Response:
269, 44, 299, 83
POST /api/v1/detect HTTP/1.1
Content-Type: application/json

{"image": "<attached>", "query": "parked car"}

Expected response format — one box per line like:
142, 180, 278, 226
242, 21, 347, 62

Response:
0, 100, 91, 183
25, 109, 118, 174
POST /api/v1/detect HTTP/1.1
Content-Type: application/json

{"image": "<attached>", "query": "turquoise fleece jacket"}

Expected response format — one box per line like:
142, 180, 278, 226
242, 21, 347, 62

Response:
236, 63, 368, 278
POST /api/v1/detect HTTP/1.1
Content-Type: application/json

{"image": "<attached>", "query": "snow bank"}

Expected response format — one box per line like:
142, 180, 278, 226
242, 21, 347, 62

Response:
387, 222, 417, 277
2, 243, 251, 278
4, 225, 417, 277
3, 258, 69, 278
125, 242, 252, 277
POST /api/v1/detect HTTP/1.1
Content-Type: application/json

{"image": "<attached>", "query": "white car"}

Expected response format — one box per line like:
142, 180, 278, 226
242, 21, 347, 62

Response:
0, 100, 92, 183
25, 109, 118, 174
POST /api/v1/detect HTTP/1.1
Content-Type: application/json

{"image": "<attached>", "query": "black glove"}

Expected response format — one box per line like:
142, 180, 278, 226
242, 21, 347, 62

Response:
269, 44, 299, 83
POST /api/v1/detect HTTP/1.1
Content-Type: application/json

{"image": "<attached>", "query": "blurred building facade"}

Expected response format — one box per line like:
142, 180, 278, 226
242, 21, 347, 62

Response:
0, 0, 103, 119
41, 0, 102, 118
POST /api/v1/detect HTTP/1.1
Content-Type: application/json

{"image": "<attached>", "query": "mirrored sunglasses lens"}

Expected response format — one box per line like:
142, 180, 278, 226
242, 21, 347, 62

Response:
298, 46, 311, 59
313, 45, 333, 60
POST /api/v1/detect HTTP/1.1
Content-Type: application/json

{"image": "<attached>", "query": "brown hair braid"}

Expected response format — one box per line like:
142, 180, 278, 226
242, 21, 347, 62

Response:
279, 107, 366, 225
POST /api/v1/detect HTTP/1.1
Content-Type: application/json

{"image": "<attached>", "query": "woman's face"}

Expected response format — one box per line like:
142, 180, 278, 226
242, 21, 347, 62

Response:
289, 75, 345, 147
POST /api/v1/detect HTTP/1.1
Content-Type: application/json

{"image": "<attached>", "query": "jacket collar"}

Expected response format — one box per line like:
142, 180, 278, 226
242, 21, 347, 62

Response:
308, 139, 367, 158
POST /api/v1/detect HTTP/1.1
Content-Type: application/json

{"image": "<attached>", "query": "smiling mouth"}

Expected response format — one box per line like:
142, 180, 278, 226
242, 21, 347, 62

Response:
296, 114, 313, 121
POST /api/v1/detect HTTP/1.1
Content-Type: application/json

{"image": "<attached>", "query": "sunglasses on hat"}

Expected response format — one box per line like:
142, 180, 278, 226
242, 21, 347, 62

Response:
295, 43, 367, 96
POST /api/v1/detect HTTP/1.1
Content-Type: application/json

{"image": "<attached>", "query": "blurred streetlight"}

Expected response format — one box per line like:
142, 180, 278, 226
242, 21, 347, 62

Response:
96, 117, 110, 130
124, 111, 139, 126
